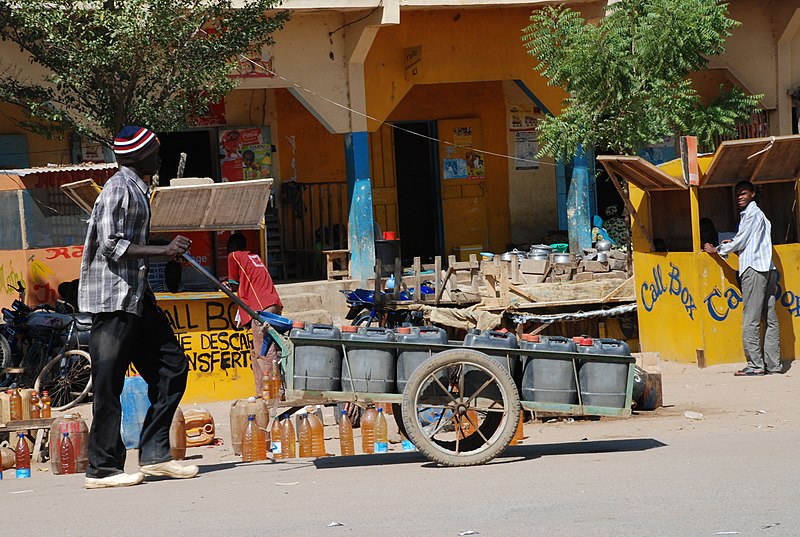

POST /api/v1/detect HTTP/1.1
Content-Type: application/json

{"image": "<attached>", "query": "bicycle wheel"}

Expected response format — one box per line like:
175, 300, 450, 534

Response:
34, 349, 92, 411
0, 334, 11, 370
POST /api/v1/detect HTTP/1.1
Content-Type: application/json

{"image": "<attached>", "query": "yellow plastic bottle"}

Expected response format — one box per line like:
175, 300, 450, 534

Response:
9, 389, 22, 421
360, 406, 377, 454
298, 414, 313, 458
308, 411, 326, 457
269, 359, 282, 401
374, 407, 388, 453
271, 416, 285, 459
338, 409, 355, 456
242, 414, 266, 462
40, 391, 52, 419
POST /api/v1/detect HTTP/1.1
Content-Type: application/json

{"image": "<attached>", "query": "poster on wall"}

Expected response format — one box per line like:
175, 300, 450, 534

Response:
509, 104, 539, 131
233, 46, 275, 78
219, 127, 272, 182
515, 131, 539, 170
443, 158, 468, 180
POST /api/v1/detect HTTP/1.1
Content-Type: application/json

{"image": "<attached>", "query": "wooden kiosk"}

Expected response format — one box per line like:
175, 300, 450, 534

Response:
598, 136, 800, 366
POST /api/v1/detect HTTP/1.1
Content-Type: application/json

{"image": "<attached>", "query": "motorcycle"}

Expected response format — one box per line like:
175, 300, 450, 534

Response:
339, 284, 434, 327
0, 281, 91, 389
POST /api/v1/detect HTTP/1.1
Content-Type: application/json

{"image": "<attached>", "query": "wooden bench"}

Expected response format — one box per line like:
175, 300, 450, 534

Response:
0, 418, 56, 462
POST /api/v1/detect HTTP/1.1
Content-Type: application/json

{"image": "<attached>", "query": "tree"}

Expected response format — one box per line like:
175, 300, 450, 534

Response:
522, 0, 762, 161
0, 0, 290, 146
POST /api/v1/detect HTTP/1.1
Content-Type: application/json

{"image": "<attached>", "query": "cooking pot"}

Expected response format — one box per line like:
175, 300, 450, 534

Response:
527, 253, 549, 261
595, 240, 613, 252
499, 249, 525, 263
552, 252, 571, 264
529, 244, 553, 256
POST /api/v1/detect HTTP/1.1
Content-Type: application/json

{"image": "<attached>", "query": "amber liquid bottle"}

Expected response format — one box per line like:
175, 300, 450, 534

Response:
308, 411, 325, 457
242, 414, 266, 462
30, 391, 40, 419
59, 432, 76, 475
281, 415, 297, 459
374, 407, 388, 453
298, 415, 313, 457
40, 391, 52, 418
15, 432, 30, 478
269, 359, 282, 401
511, 408, 524, 445
9, 389, 22, 421
338, 409, 355, 456
360, 406, 378, 454
270, 416, 285, 459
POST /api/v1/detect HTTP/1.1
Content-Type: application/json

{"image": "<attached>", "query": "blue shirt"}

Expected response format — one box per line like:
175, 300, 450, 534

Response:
717, 200, 775, 274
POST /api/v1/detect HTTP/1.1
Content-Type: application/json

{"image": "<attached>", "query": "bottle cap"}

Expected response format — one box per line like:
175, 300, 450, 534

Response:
341, 409, 347, 415
63, 432, 69, 437
292, 320, 306, 329
522, 334, 540, 343
377, 407, 383, 413
578, 337, 594, 346
397, 326, 411, 335
342, 325, 358, 333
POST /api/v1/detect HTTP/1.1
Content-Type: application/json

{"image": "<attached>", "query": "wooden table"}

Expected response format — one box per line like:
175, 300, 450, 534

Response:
0, 418, 56, 462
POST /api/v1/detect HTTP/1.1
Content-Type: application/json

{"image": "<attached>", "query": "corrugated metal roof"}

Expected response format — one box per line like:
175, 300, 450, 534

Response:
2, 162, 118, 176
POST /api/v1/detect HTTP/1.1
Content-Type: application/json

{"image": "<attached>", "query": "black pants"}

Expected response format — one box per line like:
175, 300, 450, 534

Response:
86, 298, 188, 478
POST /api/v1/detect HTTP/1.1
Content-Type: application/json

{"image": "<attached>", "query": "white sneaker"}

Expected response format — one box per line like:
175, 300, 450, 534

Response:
140, 460, 199, 479
85, 472, 145, 489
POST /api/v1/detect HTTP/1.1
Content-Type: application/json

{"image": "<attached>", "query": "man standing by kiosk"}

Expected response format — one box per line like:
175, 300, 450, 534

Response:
704, 180, 781, 376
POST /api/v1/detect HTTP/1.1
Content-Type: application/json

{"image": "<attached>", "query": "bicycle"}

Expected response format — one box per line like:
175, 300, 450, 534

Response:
33, 313, 93, 411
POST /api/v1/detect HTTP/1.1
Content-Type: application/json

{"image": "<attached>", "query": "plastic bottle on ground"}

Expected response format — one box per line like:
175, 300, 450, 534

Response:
339, 409, 355, 456
169, 407, 187, 461
298, 414, 313, 457
374, 407, 389, 453
15, 432, 30, 478
282, 414, 296, 458
511, 408, 525, 445
270, 416, 284, 459
308, 411, 325, 457
30, 391, 40, 419
361, 406, 378, 454
242, 414, 266, 462
59, 432, 76, 475
269, 359, 282, 401
40, 391, 52, 418
9, 389, 22, 421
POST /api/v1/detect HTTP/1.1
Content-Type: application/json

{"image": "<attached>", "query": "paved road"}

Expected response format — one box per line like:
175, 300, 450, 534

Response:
5, 362, 799, 536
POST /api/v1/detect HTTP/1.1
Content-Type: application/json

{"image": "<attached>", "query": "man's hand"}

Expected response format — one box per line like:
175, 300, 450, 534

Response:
702, 243, 717, 254
164, 235, 192, 260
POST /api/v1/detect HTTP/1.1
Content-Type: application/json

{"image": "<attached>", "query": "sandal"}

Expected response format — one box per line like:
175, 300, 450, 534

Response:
734, 367, 765, 376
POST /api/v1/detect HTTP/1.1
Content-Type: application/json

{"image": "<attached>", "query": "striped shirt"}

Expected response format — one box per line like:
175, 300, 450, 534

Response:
78, 167, 152, 315
717, 200, 775, 274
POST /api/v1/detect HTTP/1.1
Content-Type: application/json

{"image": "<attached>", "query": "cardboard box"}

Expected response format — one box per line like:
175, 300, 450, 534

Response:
453, 244, 483, 262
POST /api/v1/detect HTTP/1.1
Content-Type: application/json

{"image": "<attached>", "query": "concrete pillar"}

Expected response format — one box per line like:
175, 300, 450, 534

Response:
345, 132, 376, 281
567, 146, 592, 253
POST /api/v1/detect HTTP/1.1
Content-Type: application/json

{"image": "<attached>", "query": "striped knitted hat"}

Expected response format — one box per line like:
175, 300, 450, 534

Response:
114, 126, 158, 160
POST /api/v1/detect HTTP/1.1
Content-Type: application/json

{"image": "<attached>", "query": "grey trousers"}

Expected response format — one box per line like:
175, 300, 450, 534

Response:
740, 267, 780, 372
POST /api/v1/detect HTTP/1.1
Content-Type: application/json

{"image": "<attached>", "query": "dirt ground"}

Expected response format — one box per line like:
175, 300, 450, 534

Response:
12, 357, 796, 475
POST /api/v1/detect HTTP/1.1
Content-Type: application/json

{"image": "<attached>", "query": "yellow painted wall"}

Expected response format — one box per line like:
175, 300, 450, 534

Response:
631, 182, 800, 366
362, 6, 593, 130
386, 82, 510, 252
0, 104, 71, 167
153, 294, 256, 403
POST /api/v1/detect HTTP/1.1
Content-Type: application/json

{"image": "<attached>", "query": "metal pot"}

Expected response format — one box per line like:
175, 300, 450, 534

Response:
527, 253, 549, 261
595, 240, 613, 252
499, 249, 525, 263
552, 252, 571, 264
529, 244, 553, 256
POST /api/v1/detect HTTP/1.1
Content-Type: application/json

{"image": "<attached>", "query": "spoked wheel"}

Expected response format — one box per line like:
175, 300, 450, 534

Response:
34, 350, 92, 411
402, 349, 520, 466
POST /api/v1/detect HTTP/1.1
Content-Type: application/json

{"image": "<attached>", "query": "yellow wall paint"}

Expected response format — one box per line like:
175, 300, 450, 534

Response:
157, 295, 256, 404
0, 104, 72, 167
386, 82, 510, 251
275, 88, 347, 183
631, 181, 800, 366
363, 7, 573, 129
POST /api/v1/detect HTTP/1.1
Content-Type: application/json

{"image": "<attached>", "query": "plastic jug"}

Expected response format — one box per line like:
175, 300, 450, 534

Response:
59, 432, 76, 475
577, 337, 631, 408
308, 411, 326, 457
241, 414, 266, 462
49, 413, 89, 474
290, 323, 343, 391
361, 406, 378, 454
281, 415, 297, 458
298, 414, 313, 457
270, 417, 285, 459
374, 407, 388, 453
520, 334, 579, 404
341, 326, 397, 393
339, 409, 355, 456
15, 432, 30, 478
230, 397, 270, 456
395, 326, 448, 394
170, 407, 187, 461
463, 329, 520, 375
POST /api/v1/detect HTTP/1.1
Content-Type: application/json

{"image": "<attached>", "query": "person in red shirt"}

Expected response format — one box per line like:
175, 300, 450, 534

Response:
226, 233, 283, 393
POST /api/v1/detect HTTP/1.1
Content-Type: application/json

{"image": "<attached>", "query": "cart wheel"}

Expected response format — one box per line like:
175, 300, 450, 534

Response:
401, 349, 520, 467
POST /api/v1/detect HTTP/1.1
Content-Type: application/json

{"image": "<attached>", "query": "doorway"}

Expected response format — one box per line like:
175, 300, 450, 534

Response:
392, 121, 442, 263
156, 129, 217, 185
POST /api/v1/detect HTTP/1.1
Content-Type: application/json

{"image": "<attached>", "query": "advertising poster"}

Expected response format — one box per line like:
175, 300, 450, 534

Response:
219, 127, 272, 182
233, 46, 275, 78
515, 131, 539, 170
509, 104, 539, 131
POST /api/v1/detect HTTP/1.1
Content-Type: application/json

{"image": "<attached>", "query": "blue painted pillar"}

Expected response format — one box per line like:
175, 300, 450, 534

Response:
566, 145, 592, 253
344, 132, 376, 281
